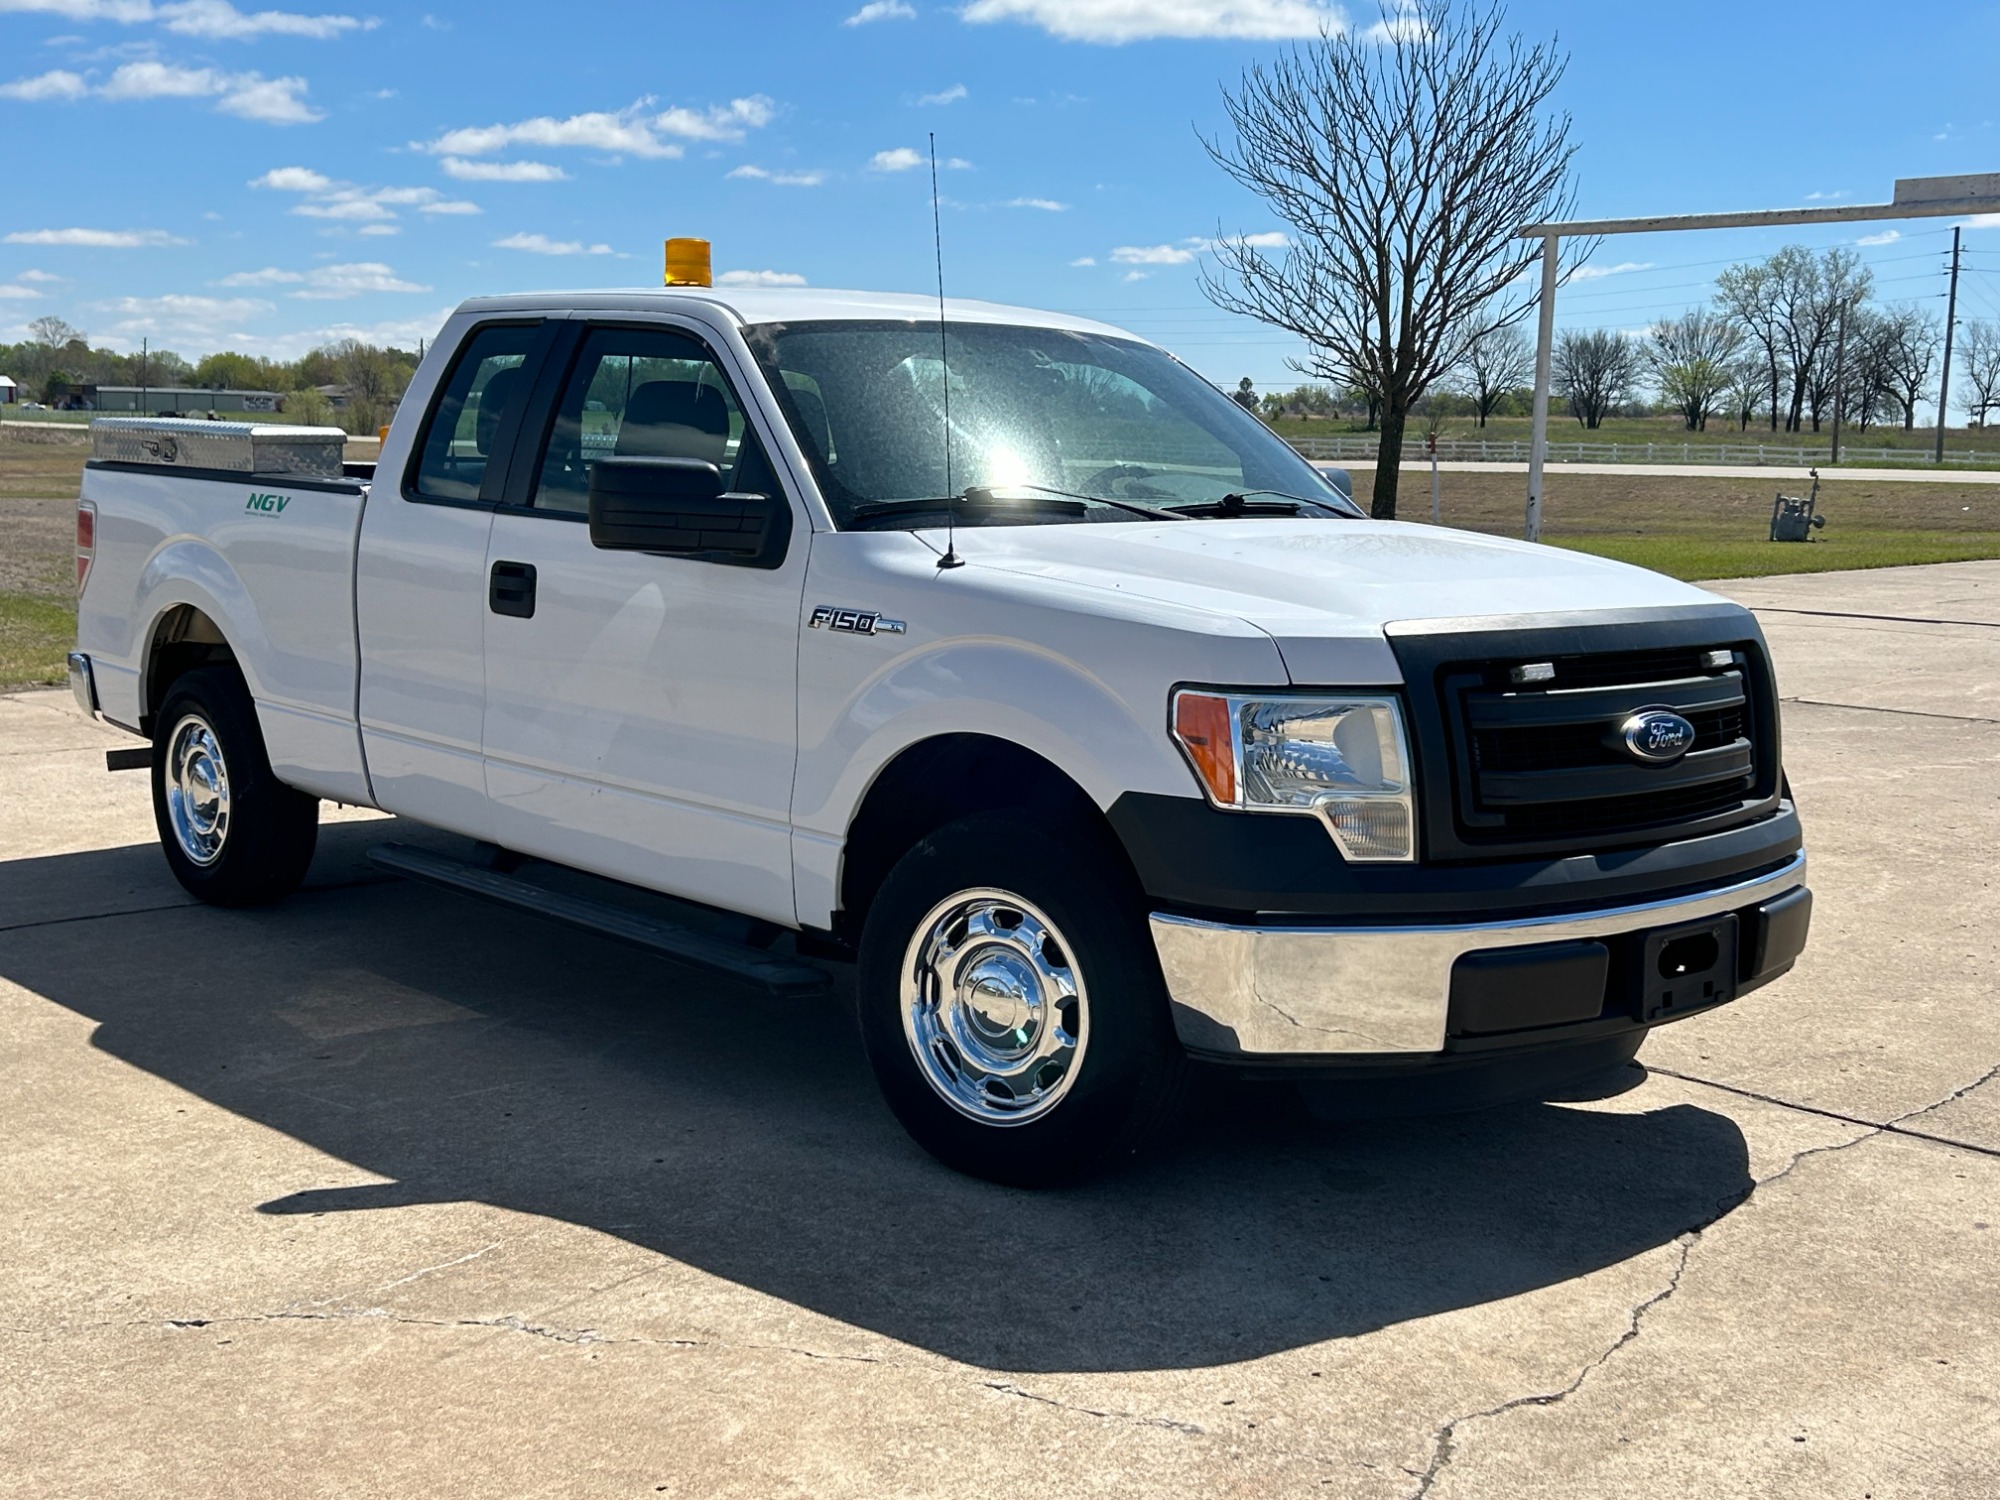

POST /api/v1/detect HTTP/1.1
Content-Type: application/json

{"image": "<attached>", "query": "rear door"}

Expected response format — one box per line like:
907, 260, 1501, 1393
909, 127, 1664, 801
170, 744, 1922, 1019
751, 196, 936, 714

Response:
356, 318, 555, 833
478, 319, 808, 926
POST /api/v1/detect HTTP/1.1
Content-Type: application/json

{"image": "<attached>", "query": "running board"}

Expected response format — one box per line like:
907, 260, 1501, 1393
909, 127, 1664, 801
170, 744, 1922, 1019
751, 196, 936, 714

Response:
366, 842, 832, 998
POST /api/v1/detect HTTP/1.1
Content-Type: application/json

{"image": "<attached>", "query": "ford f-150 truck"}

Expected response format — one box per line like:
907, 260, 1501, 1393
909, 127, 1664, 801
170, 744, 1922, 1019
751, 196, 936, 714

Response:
68, 263, 1811, 1185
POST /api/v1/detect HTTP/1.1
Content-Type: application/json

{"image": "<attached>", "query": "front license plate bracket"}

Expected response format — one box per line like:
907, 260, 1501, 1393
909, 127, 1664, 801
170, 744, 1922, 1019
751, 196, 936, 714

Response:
1641, 912, 1740, 1022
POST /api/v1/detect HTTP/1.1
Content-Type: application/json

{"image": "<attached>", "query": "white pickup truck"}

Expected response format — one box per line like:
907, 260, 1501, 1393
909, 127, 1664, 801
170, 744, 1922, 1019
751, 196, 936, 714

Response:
68, 277, 1810, 1185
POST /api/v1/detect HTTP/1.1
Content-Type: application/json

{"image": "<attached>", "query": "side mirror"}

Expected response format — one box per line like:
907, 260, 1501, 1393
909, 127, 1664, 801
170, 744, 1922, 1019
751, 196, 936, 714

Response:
587, 456, 789, 567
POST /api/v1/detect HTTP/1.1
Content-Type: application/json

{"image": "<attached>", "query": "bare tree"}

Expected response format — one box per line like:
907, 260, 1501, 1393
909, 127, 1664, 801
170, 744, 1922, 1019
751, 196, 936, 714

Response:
1553, 329, 1638, 429
1646, 309, 1743, 430
1725, 358, 1768, 432
1875, 307, 1941, 430
1455, 324, 1533, 427
1959, 320, 2000, 428
28, 315, 83, 348
1730, 246, 1872, 432
1716, 262, 1785, 433
1199, 1, 1586, 518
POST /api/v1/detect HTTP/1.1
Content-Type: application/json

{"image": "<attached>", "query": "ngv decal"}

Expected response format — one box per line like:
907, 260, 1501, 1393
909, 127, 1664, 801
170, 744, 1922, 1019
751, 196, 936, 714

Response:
245, 492, 292, 515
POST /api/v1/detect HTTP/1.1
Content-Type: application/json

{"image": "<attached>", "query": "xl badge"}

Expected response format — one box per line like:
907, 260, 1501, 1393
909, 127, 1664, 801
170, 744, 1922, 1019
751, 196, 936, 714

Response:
1619, 709, 1697, 764
809, 605, 906, 637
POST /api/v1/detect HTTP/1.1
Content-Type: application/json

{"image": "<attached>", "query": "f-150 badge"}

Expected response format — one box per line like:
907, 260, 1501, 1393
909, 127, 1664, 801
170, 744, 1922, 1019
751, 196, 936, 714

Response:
809, 606, 906, 636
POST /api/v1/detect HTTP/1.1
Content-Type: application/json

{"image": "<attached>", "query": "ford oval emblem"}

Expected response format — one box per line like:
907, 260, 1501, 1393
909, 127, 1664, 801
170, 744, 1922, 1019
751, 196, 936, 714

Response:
1620, 709, 1697, 764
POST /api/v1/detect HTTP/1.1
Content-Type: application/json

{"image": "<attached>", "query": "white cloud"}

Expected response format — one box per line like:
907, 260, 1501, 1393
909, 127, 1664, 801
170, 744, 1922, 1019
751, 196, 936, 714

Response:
1803, 189, 1849, 202
3, 226, 189, 246
357, 222, 399, 236
1855, 229, 1900, 247
0, 70, 90, 101
158, 1, 371, 40
93, 293, 275, 343
914, 83, 966, 105
0, 283, 43, 299
493, 232, 614, 256
1121, 269, 1149, 282
869, 147, 969, 173
216, 266, 305, 285
1569, 260, 1653, 282
1069, 255, 1096, 266
1360, 4, 1429, 42
1112, 241, 1201, 265
960, 0, 1340, 43
1230, 230, 1288, 248
252, 168, 481, 223
250, 164, 333, 192
653, 95, 774, 141
716, 269, 807, 287
844, 0, 914, 22
440, 157, 568, 182
422, 96, 774, 159
1961, 213, 2000, 230
1006, 196, 1068, 211
728, 164, 826, 187
21, 58, 325, 122
16, 269, 63, 282
214, 260, 427, 298
0, 0, 368, 37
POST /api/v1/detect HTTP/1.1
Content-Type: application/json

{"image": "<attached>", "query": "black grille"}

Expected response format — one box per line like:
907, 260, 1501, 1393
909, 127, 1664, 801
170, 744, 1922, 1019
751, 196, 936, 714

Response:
1439, 643, 1775, 854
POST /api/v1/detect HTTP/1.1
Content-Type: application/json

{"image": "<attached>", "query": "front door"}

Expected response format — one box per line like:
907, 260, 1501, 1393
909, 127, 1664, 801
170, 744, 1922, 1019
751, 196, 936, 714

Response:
479, 320, 808, 927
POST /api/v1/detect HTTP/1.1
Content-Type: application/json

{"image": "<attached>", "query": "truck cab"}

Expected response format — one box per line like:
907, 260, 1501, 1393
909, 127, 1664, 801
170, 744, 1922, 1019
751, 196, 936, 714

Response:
69, 277, 1810, 1185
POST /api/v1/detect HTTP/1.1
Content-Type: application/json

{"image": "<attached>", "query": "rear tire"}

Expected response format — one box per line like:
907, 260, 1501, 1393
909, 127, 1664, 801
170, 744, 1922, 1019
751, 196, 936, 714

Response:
151, 665, 318, 907
857, 811, 1188, 1186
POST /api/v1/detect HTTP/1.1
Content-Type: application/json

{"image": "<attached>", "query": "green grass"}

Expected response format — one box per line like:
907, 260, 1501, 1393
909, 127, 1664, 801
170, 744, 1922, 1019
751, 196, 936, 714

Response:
0, 590, 74, 691
1547, 530, 2000, 582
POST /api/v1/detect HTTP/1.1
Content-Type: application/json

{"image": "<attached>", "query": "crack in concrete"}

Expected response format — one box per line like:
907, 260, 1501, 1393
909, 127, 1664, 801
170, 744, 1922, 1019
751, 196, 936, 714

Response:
981, 1381, 1205, 1435
1403, 1232, 1698, 1500
1780, 697, 2000, 726
1403, 1055, 2000, 1497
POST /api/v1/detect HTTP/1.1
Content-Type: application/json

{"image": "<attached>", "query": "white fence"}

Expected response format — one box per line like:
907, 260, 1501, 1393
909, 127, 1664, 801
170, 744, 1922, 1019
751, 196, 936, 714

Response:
1286, 434, 2000, 468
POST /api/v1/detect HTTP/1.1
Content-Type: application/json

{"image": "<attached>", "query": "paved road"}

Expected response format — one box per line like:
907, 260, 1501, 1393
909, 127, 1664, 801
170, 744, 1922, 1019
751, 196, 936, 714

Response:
3, 563, 1997, 1498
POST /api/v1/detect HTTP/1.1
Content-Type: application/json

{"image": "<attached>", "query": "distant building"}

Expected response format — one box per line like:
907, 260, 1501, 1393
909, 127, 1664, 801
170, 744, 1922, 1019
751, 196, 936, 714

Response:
65, 386, 284, 415
0, 375, 17, 404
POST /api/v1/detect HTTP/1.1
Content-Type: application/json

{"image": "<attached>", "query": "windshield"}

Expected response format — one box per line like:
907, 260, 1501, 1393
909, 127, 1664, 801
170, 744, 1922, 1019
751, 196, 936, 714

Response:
740, 319, 1360, 528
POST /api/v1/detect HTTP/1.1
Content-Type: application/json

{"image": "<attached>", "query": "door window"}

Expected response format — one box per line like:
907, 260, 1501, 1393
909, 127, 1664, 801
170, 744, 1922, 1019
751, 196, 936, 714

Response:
409, 322, 540, 503
528, 326, 774, 514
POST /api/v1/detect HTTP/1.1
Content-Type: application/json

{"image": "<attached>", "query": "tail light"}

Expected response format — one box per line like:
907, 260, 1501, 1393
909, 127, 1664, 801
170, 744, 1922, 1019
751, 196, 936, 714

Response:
76, 500, 96, 595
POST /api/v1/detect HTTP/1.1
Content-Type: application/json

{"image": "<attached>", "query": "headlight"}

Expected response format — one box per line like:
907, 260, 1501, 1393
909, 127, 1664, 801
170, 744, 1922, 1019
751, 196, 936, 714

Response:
1171, 690, 1416, 862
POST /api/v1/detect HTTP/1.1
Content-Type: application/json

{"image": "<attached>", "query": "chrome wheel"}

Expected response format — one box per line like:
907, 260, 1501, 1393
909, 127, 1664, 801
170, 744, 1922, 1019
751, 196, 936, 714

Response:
164, 712, 230, 867
902, 888, 1088, 1126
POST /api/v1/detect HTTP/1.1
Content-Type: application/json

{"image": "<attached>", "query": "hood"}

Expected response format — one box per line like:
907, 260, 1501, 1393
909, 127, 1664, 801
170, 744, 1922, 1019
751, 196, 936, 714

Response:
942, 518, 1726, 684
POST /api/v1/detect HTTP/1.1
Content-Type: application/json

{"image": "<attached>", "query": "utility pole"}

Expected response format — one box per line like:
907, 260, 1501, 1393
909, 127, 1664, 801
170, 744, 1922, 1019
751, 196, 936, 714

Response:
1936, 226, 1961, 465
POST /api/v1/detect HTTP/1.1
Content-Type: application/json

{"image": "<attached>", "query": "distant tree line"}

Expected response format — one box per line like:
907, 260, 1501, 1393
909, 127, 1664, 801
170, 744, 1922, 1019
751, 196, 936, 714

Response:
1, 315, 421, 435
1237, 241, 2000, 437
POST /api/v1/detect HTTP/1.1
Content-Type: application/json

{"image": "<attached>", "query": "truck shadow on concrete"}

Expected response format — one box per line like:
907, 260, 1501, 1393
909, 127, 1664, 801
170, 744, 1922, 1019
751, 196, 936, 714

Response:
0, 820, 1755, 1375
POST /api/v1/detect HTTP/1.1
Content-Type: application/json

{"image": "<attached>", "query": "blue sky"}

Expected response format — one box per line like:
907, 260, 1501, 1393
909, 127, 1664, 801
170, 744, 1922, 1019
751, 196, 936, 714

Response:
2, 0, 1998, 413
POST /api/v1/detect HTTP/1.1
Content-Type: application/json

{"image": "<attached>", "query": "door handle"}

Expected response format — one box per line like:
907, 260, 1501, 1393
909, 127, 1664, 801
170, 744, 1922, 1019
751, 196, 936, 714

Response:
489, 560, 537, 618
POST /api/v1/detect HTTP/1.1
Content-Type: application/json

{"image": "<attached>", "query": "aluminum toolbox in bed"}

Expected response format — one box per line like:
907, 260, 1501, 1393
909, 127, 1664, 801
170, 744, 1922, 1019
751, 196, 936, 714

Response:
89, 417, 347, 481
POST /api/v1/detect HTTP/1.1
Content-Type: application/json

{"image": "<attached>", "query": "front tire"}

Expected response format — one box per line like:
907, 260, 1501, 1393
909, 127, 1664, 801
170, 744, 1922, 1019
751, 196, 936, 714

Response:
151, 665, 318, 906
857, 812, 1188, 1186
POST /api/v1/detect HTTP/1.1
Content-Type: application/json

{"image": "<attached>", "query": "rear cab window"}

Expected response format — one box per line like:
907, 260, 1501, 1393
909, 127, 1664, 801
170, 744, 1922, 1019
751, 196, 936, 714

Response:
408, 322, 540, 503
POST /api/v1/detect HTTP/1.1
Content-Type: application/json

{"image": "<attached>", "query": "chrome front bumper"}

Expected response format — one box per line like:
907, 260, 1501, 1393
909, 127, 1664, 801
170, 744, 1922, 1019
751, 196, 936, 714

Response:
1149, 852, 1808, 1057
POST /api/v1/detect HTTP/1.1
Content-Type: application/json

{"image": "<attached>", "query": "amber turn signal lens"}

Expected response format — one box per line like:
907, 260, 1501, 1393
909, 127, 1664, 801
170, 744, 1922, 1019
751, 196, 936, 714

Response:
1173, 691, 1236, 807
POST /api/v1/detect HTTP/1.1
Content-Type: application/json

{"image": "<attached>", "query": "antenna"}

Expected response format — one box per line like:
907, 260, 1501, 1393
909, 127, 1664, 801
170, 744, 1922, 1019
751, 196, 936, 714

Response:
930, 132, 963, 570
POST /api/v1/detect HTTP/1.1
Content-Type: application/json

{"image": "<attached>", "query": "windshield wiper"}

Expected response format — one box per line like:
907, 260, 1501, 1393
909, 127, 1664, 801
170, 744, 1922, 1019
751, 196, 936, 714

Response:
1167, 489, 1355, 519
846, 491, 1087, 529
974, 483, 1189, 522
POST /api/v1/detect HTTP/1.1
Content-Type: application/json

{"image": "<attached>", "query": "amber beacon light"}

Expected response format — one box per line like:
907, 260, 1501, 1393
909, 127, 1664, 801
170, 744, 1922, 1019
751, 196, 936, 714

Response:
663, 237, 713, 287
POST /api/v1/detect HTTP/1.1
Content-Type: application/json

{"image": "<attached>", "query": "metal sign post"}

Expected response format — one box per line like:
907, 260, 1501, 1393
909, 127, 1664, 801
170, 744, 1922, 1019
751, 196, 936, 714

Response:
1517, 173, 2000, 542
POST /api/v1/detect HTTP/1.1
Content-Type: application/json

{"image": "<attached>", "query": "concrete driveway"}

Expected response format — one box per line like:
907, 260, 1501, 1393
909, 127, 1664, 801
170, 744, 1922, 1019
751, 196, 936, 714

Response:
2, 562, 1996, 1499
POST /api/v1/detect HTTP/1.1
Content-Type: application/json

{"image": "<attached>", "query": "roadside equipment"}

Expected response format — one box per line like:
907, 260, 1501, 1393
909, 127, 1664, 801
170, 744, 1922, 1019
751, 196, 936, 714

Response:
1770, 469, 1826, 543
